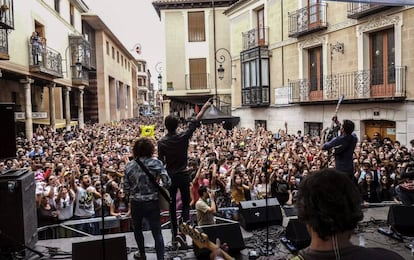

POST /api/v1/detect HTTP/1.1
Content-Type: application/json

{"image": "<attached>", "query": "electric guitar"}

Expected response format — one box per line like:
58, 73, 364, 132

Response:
325, 94, 345, 142
179, 223, 234, 260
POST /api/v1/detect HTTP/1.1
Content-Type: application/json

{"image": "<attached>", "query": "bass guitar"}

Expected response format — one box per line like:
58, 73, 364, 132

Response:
179, 223, 234, 260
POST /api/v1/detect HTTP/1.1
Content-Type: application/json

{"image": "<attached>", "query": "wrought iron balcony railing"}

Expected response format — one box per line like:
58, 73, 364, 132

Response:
0, 0, 14, 30
242, 86, 270, 107
185, 73, 211, 91
29, 43, 63, 78
71, 65, 89, 86
347, 3, 394, 19
69, 35, 92, 70
288, 66, 406, 103
0, 29, 8, 60
242, 27, 269, 51
288, 2, 327, 38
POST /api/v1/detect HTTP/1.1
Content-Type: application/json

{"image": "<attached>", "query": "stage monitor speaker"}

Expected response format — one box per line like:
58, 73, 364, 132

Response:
239, 198, 282, 230
387, 205, 414, 236
193, 222, 245, 258
286, 218, 310, 250
0, 103, 16, 160
72, 236, 127, 260
0, 169, 37, 249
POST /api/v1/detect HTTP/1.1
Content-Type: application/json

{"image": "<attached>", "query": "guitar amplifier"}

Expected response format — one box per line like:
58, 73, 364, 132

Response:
239, 198, 283, 230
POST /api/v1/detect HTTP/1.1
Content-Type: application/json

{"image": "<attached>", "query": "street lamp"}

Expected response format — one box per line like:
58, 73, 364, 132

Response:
215, 47, 232, 81
214, 47, 232, 109
217, 64, 225, 80
157, 74, 162, 91
75, 59, 82, 77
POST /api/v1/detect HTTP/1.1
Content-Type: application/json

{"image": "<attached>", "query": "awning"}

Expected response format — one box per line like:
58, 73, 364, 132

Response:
200, 105, 240, 130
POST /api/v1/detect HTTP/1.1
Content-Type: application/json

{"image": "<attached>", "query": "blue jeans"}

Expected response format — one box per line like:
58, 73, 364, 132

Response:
169, 173, 191, 239
131, 200, 164, 260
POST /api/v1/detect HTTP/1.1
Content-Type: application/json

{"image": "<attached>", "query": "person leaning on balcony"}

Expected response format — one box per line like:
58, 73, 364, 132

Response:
30, 31, 42, 65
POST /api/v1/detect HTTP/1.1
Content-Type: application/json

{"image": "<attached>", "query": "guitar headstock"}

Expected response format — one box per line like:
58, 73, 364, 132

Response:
179, 223, 234, 260
179, 223, 209, 249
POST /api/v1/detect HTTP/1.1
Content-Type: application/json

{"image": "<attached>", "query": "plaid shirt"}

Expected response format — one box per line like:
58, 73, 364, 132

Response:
124, 157, 171, 202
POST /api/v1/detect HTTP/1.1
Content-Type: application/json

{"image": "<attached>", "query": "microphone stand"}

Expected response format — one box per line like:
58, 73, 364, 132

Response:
100, 170, 106, 260
264, 158, 272, 256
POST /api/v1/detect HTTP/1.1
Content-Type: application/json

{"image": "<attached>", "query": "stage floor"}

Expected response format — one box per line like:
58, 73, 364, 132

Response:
32, 207, 413, 260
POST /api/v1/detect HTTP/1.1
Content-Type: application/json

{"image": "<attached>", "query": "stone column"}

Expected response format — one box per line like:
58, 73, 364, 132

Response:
78, 86, 85, 129
65, 87, 71, 131
162, 99, 171, 120
20, 78, 34, 140
49, 83, 56, 131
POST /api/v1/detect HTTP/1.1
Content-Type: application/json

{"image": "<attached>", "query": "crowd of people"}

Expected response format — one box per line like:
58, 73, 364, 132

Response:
0, 112, 413, 256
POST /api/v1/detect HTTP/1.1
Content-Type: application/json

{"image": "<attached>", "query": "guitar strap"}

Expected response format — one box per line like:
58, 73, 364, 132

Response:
135, 159, 171, 204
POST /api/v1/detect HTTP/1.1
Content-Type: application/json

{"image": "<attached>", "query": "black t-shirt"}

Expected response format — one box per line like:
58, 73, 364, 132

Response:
297, 245, 404, 260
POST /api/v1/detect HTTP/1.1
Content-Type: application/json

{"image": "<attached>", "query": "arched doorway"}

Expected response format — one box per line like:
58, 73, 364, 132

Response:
364, 120, 396, 142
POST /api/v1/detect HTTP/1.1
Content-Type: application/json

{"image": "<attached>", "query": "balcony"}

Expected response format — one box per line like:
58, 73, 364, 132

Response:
29, 44, 63, 78
288, 66, 406, 103
242, 27, 269, 51
242, 86, 270, 107
288, 3, 327, 38
71, 66, 89, 86
0, 0, 14, 30
185, 73, 211, 91
347, 3, 395, 19
69, 35, 91, 85
0, 29, 8, 60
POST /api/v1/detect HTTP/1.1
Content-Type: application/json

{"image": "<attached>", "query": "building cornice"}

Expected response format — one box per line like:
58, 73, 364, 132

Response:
152, 0, 239, 17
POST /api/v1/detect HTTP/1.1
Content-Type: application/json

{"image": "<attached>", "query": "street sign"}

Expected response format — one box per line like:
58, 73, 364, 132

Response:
327, 0, 414, 5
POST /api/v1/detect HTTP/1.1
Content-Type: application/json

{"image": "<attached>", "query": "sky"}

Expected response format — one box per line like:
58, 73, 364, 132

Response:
84, 0, 164, 83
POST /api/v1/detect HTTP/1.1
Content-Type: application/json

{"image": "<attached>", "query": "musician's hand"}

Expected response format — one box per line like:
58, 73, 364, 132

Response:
210, 238, 225, 260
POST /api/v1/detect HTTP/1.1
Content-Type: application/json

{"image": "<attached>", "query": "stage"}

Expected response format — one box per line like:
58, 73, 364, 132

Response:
27, 207, 413, 259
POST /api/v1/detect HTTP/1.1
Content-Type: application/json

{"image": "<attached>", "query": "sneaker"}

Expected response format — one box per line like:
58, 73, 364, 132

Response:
175, 235, 188, 250
133, 251, 146, 260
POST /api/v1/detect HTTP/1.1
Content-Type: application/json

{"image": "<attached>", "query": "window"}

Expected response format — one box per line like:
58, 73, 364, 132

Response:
117, 51, 119, 63
241, 47, 270, 106
106, 41, 109, 55
189, 58, 207, 89
121, 55, 124, 66
256, 8, 265, 45
70, 4, 75, 26
138, 63, 142, 72
370, 28, 395, 96
112, 47, 115, 59
54, 0, 60, 13
308, 46, 323, 100
188, 12, 205, 42
138, 78, 143, 86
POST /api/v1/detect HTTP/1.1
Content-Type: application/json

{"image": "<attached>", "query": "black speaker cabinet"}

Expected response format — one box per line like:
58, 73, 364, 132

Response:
0, 169, 37, 249
286, 218, 310, 250
72, 236, 127, 260
193, 222, 245, 258
387, 205, 414, 236
0, 103, 16, 160
239, 198, 282, 230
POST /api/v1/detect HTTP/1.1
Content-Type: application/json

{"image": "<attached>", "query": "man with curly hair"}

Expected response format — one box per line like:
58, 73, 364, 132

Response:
294, 168, 403, 260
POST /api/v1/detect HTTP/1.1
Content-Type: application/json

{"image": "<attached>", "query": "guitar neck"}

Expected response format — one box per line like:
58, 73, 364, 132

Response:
179, 223, 234, 260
